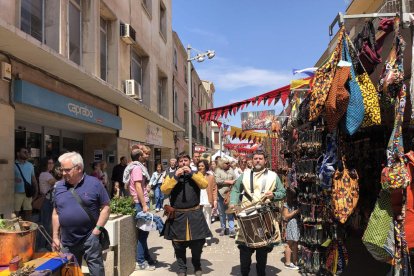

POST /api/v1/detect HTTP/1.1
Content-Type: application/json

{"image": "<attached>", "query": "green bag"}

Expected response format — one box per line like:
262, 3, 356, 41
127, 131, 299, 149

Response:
362, 190, 395, 262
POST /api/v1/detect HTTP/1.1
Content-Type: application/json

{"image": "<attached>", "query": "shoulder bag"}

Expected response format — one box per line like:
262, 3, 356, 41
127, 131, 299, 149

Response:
70, 188, 110, 250
15, 163, 35, 198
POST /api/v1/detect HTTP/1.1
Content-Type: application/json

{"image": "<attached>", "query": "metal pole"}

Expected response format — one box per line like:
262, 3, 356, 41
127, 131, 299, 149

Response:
187, 45, 193, 158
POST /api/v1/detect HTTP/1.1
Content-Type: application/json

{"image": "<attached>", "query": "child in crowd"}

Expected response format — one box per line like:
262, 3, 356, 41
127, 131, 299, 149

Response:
283, 188, 300, 270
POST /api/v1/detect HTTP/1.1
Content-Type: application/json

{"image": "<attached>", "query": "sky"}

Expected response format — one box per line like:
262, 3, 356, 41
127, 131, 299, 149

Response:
172, 0, 349, 129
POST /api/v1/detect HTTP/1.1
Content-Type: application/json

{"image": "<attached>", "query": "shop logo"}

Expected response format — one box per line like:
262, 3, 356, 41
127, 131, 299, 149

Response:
67, 103, 94, 118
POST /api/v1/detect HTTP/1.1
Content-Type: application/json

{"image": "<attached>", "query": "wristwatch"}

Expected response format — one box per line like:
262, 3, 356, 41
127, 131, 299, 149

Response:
95, 225, 104, 231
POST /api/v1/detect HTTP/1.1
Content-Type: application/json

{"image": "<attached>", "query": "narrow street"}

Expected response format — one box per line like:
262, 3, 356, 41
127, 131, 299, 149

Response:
130, 209, 299, 276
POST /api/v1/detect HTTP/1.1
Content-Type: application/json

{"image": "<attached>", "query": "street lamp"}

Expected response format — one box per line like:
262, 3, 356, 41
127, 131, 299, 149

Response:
187, 45, 215, 158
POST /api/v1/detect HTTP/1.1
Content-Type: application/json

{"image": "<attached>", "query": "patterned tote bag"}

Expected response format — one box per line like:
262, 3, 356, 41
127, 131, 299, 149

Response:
342, 35, 365, 135
331, 156, 359, 224
309, 27, 345, 122
362, 190, 395, 262
346, 36, 382, 127
381, 86, 410, 191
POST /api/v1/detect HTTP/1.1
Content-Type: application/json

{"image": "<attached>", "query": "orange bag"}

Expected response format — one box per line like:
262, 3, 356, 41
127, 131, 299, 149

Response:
332, 157, 359, 224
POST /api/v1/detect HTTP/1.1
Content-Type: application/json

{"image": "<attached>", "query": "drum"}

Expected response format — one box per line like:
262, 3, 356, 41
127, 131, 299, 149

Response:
236, 202, 281, 248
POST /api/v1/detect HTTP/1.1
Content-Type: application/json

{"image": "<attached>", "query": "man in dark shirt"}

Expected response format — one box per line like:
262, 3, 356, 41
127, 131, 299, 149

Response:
161, 152, 211, 276
111, 156, 127, 196
52, 152, 110, 276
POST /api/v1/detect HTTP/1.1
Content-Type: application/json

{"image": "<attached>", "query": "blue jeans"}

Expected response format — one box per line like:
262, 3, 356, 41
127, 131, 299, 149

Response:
62, 233, 104, 276
218, 193, 234, 231
135, 203, 153, 264
154, 185, 164, 209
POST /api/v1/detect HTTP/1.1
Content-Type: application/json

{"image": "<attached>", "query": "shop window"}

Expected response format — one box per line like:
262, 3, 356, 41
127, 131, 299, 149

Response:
159, 1, 167, 40
69, 0, 82, 64
45, 134, 59, 158
100, 17, 108, 81
63, 137, 83, 154
131, 51, 143, 86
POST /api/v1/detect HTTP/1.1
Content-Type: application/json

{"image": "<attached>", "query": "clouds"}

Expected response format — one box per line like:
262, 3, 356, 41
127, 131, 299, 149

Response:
197, 62, 292, 91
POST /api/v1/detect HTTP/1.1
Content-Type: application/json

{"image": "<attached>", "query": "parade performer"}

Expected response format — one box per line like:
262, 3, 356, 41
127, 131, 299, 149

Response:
229, 150, 286, 276
161, 152, 212, 276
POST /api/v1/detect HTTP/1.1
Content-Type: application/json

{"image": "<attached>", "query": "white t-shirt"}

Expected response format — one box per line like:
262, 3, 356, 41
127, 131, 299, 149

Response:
39, 171, 54, 198
200, 189, 210, 206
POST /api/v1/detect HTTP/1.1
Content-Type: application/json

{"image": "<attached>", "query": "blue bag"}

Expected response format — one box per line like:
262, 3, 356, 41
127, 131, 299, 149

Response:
342, 37, 365, 135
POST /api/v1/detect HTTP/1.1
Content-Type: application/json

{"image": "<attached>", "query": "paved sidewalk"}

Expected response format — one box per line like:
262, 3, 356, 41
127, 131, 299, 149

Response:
130, 213, 299, 276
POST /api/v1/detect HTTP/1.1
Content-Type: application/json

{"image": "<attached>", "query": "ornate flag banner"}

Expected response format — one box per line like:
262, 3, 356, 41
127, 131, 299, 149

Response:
241, 110, 275, 131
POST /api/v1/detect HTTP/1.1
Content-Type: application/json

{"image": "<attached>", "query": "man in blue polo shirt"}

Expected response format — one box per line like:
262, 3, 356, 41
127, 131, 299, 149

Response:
52, 152, 110, 276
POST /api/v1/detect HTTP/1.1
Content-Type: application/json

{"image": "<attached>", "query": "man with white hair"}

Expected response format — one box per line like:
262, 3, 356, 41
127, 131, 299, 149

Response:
52, 152, 110, 276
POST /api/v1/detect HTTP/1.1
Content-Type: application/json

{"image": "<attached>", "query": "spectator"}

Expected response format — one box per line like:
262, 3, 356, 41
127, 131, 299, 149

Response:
123, 145, 158, 271
14, 146, 38, 221
149, 163, 165, 212
111, 156, 128, 197
52, 152, 110, 275
37, 157, 57, 250
214, 158, 237, 237
197, 160, 217, 247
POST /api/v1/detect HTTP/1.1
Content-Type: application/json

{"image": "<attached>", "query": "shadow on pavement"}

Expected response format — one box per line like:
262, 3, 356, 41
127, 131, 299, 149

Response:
230, 264, 281, 275
149, 246, 164, 259
167, 258, 214, 275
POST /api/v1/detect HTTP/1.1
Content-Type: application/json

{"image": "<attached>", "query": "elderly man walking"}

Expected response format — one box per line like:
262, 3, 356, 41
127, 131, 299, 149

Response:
52, 152, 110, 276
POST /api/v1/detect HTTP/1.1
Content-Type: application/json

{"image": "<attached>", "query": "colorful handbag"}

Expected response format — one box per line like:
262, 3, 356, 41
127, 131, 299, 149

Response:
309, 27, 345, 122
325, 65, 350, 132
331, 156, 359, 224
381, 86, 410, 191
362, 190, 395, 262
342, 35, 365, 135
317, 133, 338, 190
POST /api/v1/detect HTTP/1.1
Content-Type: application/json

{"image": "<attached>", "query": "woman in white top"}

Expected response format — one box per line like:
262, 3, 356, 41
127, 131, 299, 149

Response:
37, 157, 57, 250
149, 163, 165, 212
197, 159, 218, 246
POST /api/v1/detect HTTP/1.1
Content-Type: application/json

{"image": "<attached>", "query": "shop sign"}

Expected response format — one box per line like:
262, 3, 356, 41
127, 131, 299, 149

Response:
14, 80, 121, 130
145, 123, 162, 146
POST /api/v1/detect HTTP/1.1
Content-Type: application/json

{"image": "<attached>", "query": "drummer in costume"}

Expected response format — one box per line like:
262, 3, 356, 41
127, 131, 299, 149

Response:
161, 152, 212, 276
229, 150, 286, 276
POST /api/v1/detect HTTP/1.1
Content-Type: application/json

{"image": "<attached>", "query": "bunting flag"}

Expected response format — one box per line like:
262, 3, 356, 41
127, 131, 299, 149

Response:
229, 126, 268, 143
291, 78, 312, 90
198, 78, 312, 123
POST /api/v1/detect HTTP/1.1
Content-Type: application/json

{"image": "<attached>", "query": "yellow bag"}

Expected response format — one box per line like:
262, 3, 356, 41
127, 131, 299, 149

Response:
356, 72, 381, 127
332, 157, 359, 224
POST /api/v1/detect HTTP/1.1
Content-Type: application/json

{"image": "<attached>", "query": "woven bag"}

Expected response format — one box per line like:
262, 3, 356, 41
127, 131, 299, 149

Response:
362, 190, 395, 262
309, 27, 345, 122
331, 157, 359, 224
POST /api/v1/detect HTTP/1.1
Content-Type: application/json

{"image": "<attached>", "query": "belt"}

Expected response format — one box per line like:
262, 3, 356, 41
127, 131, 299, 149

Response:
175, 205, 201, 212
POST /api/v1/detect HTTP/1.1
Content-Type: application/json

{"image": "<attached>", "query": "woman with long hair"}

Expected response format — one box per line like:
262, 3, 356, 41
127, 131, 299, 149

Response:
197, 160, 217, 246
149, 163, 165, 212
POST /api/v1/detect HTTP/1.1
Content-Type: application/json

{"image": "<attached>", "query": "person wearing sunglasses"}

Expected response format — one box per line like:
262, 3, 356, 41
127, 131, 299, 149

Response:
14, 146, 38, 221
52, 152, 110, 276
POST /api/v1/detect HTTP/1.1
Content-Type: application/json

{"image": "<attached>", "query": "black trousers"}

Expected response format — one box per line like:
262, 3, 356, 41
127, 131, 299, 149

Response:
238, 244, 273, 276
172, 239, 205, 273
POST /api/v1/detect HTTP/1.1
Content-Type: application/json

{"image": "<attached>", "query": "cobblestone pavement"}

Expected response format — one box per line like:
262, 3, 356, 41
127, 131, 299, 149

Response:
130, 211, 300, 276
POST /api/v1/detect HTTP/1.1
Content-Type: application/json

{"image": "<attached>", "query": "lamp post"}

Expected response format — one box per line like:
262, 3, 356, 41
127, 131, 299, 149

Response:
187, 45, 215, 158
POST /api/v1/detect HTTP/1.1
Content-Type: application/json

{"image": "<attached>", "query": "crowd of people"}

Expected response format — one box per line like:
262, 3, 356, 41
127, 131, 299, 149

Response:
13, 144, 297, 276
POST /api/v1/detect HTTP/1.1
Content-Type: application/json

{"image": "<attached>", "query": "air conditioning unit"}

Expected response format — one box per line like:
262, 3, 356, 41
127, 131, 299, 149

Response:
124, 80, 142, 101
120, 23, 136, 44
